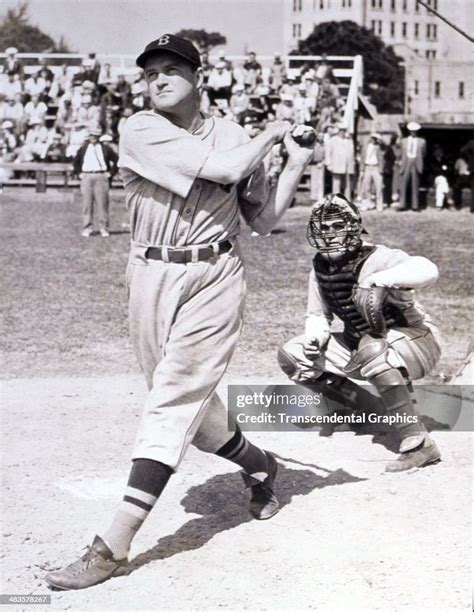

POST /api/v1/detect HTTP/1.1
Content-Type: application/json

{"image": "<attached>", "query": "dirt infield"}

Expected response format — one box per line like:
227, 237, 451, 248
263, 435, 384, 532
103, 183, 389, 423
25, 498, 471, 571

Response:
2, 374, 472, 611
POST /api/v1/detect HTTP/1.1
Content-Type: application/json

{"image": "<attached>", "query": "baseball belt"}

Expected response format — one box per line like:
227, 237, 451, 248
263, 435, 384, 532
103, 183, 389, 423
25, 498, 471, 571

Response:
145, 240, 232, 264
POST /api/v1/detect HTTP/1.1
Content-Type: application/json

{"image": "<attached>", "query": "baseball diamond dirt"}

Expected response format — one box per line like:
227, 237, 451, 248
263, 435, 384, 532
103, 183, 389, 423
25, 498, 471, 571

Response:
1, 189, 473, 611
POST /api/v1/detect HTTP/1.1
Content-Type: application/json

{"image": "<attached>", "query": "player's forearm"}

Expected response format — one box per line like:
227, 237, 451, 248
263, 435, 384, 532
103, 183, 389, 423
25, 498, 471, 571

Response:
249, 159, 308, 234
201, 129, 282, 185
362, 257, 439, 289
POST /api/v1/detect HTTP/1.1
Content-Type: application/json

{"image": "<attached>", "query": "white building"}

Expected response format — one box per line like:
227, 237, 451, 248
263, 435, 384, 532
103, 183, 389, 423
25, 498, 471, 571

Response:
284, 0, 442, 60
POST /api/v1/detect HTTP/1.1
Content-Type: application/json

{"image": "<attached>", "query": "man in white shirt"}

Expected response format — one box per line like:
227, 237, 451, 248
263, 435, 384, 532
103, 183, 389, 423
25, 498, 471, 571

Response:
359, 132, 383, 210
73, 128, 118, 237
399, 121, 426, 212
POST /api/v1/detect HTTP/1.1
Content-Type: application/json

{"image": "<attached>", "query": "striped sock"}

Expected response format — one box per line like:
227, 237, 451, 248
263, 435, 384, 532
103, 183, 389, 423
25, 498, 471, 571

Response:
102, 459, 172, 560
215, 428, 269, 481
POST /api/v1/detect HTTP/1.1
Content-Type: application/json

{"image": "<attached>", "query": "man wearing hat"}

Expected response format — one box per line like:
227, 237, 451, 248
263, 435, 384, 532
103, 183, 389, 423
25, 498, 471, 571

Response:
45, 32, 313, 590
359, 132, 384, 211
72, 128, 118, 237
399, 121, 426, 211
3, 47, 23, 78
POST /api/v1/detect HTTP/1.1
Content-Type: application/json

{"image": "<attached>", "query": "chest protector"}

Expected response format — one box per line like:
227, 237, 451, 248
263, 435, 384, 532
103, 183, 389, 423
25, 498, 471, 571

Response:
313, 247, 407, 349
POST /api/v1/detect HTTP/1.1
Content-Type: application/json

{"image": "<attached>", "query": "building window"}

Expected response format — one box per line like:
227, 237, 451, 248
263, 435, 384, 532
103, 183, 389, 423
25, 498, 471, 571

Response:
293, 0, 303, 11
320, 0, 324, 8
459, 82, 465, 98
379, 0, 383, 7
415, 0, 419, 11
414, 23, 419, 38
414, 80, 419, 95
433, 0, 438, 9
378, 20, 383, 34
391, 0, 395, 10
402, 0, 407, 10
434, 81, 440, 97
402, 22, 407, 37
432, 24, 437, 39
292, 23, 302, 38
390, 21, 395, 36
371, 0, 376, 7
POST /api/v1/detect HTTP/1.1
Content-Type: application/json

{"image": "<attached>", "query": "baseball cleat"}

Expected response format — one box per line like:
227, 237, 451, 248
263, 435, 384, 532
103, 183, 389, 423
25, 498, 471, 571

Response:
100, 229, 110, 237
241, 451, 280, 520
385, 439, 441, 473
81, 228, 93, 237
44, 535, 127, 590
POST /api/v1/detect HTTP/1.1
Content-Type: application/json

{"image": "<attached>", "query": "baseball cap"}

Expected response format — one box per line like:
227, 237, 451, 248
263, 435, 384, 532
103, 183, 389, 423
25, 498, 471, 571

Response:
136, 34, 201, 69
88, 128, 102, 137
407, 121, 421, 131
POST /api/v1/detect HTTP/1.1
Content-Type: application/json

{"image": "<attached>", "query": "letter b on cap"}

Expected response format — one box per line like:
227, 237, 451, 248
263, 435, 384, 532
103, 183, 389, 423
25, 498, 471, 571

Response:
157, 35, 170, 46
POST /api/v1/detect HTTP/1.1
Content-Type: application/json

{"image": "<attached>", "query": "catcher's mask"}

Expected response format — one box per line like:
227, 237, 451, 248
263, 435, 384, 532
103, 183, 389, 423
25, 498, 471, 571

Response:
307, 193, 366, 263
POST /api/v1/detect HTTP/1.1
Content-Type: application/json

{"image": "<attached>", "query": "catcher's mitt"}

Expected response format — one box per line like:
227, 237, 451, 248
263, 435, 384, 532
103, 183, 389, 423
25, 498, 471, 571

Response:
352, 285, 389, 335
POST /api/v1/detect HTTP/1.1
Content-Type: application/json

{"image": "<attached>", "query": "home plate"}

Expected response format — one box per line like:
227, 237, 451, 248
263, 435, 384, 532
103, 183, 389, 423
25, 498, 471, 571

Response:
55, 473, 126, 499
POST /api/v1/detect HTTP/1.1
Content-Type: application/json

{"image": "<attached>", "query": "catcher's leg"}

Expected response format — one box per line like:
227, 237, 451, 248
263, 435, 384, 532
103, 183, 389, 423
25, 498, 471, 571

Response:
277, 334, 379, 417
345, 333, 441, 472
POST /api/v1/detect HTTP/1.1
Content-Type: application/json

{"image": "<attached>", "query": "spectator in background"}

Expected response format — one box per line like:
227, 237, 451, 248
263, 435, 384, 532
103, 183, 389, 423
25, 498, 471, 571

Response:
0, 73, 23, 99
460, 139, 474, 213
117, 106, 134, 135
114, 74, 132, 109
200, 50, 213, 86
87, 53, 101, 83
23, 94, 48, 128
98, 63, 115, 88
43, 132, 67, 162
66, 123, 88, 158
3, 94, 24, 135
55, 99, 75, 130
246, 86, 271, 123
275, 95, 296, 122
302, 70, 319, 99
324, 124, 354, 199
73, 128, 118, 237
434, 165, 450, 210
318, 77, 340, 108
242, 51, 262, 93
76, 58, 97, 84
280, 74, 298, 98
4, 47, 23, 78
269, 53, 286, 92
315, 53, 335, 82
76, 94, 100, 131
359, 132, 384, 211
382, 134, 397, 207
294, 84, 316, 124
216, 50, 233, 72
207, 61, 233, 105
37, 57, 55, 83
229, 84, 249, 124
0, 120, 18, 157
453, 151, 472, 211
17, 118, 49, 161
24, 72, 48, 100
398, 121, 426, 212
81, 80, 100, 105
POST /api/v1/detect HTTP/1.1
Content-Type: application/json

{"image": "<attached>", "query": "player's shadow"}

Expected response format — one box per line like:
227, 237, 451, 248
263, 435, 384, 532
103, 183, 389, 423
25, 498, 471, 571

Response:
122, 460, 365, 575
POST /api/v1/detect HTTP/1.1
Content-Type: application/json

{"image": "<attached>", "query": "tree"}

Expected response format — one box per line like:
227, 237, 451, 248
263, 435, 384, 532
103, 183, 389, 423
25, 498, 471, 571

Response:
294, 20, 405, 113
0, 2, 73, 52
174, 28, 226, 53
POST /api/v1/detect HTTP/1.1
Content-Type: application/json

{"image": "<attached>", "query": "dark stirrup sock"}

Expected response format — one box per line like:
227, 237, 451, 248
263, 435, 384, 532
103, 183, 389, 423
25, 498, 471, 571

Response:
215, 428, 269, 479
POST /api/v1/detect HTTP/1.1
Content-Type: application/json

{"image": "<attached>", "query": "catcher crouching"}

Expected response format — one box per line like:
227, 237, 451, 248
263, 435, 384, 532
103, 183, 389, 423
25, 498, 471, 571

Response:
278, 193, 442, 471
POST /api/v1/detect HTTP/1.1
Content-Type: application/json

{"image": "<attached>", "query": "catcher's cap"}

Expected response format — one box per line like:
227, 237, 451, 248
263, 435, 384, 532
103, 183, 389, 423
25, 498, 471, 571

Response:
407, 121, 421, 131
136, 34, 201, 69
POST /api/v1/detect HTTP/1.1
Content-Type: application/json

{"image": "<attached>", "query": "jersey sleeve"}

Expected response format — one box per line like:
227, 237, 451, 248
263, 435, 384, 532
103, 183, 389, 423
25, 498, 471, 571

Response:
237, 163, 271, 224
118, 112, 214, 198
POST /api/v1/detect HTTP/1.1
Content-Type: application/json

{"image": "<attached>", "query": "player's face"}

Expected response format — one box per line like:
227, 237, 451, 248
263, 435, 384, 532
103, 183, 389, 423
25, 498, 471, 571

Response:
144, 53, 201, 112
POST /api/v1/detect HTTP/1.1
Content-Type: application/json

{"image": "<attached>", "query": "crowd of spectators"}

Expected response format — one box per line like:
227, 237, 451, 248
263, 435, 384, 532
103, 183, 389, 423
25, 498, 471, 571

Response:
0, 47, 344, 170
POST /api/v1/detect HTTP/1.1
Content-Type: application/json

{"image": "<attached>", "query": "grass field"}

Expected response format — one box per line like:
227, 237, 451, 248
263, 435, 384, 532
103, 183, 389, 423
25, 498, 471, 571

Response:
1, 187, 473, 381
